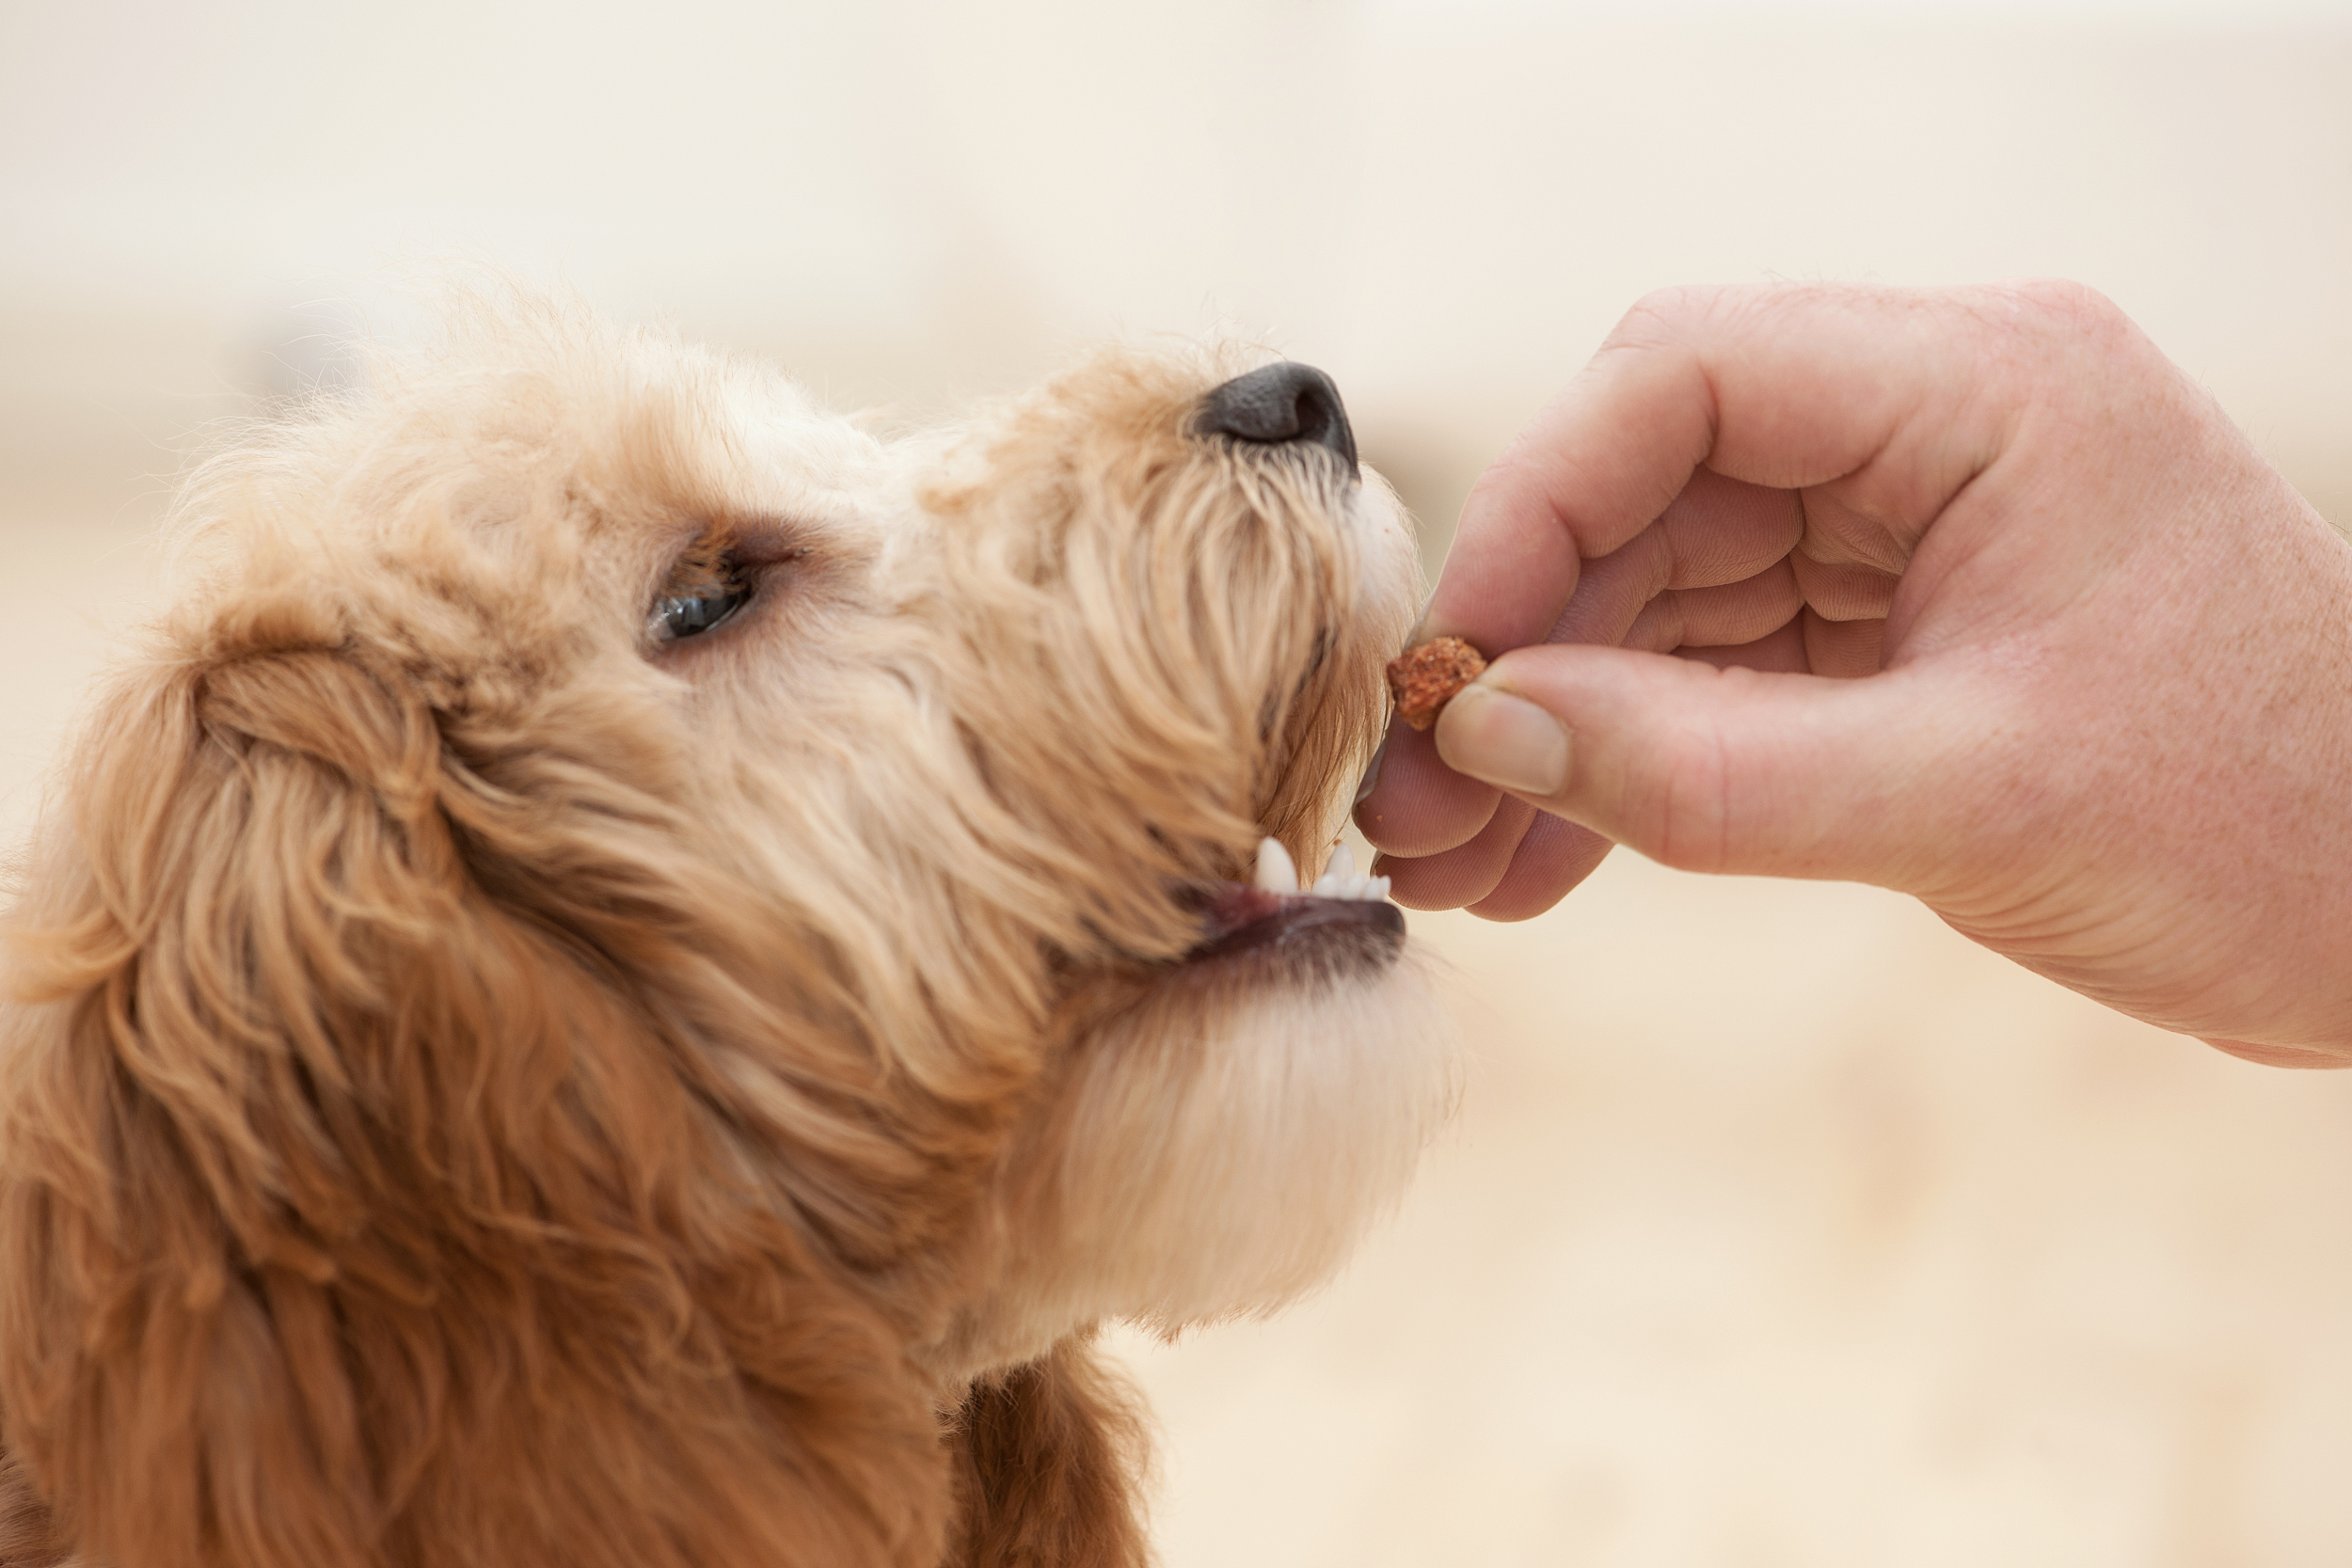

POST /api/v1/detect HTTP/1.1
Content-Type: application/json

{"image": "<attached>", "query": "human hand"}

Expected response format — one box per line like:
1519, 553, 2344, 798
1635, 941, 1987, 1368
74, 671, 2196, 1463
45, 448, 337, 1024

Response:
1356, 282, 2352, 1065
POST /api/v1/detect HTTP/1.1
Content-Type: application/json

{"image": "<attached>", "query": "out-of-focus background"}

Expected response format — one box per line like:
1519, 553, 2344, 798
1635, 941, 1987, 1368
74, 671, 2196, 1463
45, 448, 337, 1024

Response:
7, 0, 2352, 1560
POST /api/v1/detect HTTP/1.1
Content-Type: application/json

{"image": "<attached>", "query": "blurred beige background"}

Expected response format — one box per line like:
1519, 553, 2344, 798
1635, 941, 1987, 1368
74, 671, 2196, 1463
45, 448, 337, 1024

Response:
6, 1, 2352, 1561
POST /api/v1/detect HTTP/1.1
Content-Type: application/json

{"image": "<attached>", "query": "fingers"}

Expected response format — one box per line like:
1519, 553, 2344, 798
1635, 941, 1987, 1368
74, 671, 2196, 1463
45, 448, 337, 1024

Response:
2201, 1037, 2352, 1070
1360, 567, 1811, 868
1429, 338, 1711, 653
1424, 283, 2014, 658
1377, 795, 1537, 910
1366, 461, 1813, 869
1549, 471, 1804, 646
1374, 283, 2045, 909
1677, 615, 1811, 674
1354, 722, 1500, 859
1649, 467, 1805, 589
1361, 602, 1881, 915
1432, 642, 1987, 887
1799, 611, 1884, 678
1372, 792, 1611, 919
1465, 814, 1613, 922
1788, 551, 1899, 623
1622, 562, 1804, 654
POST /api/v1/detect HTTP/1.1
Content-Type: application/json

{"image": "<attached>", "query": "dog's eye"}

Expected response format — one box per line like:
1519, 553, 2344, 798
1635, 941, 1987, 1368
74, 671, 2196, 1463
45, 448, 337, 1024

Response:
649, 551, 754, 644
652, 583, 751, 641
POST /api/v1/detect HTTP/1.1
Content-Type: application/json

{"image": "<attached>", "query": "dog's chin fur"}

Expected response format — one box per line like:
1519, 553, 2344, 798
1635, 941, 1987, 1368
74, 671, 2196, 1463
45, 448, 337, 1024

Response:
0, 296, 1452, 1568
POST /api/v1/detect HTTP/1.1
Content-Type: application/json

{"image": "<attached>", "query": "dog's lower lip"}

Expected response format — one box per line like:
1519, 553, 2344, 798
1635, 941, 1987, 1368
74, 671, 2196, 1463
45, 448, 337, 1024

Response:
1182, 881, 1405, 963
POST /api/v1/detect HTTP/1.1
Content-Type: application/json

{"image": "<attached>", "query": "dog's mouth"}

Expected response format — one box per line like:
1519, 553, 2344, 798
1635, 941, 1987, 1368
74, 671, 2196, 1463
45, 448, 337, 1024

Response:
1180, 837, 1403, 969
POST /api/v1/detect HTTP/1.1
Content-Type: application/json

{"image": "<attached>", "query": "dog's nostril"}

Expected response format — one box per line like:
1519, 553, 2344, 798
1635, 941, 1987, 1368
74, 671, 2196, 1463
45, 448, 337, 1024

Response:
1193, 362, 1359, 482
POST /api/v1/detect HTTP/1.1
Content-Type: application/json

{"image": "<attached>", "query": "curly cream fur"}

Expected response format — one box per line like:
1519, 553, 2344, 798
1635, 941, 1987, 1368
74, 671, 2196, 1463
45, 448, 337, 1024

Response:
0, 298, 1449, 1567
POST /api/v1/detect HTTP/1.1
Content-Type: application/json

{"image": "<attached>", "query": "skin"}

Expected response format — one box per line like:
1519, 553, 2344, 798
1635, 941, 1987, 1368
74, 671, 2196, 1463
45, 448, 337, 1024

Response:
1355, 281, 2352, 1067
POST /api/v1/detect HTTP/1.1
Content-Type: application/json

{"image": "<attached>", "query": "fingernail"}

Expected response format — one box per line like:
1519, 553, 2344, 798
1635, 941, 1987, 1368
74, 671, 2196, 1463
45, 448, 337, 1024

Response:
1437, 684, 1568, 797
1353, 729, 1393, 804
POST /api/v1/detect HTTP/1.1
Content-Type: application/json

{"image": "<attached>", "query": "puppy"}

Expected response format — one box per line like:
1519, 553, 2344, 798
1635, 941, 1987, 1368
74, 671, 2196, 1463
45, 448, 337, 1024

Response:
0, 300, 1454, 1567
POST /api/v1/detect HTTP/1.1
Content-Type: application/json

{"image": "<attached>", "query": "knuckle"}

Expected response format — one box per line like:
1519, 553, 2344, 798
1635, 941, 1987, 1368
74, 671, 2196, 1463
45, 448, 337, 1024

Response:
1461, 447, 1535, 518
1954, 279, 2152, 414
1610, 285, 1724, 351
2011, 276, 2122, 324
1998, 277, 2137, 356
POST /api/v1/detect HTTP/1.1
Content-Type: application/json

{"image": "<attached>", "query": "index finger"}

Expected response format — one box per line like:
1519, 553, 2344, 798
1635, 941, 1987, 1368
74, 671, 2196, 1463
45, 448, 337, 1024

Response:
1423, 283, 2013, 656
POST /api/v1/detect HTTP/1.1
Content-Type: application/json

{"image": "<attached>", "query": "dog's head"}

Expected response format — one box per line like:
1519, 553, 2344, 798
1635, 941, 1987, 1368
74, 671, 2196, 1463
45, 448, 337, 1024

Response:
0, 300, 1449, 1567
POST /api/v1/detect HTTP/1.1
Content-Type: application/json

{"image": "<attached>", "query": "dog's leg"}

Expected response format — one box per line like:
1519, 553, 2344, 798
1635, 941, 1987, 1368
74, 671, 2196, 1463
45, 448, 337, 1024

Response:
946, 1338, 1152, 1568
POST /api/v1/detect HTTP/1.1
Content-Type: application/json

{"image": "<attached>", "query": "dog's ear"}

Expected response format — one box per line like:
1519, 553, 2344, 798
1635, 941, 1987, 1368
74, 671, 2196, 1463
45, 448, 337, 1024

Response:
0, 643, 947, 1568
946, 1338, 1152, 1568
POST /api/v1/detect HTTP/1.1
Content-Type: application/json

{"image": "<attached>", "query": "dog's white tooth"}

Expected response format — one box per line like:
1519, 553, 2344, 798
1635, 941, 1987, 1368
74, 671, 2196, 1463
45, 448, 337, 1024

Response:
1370, 875, 1392, 900
1254, 836, 1299, 895
1347, 875, 1374, 900
1324, 842, 1356, 883
1311, 874, 1342, 897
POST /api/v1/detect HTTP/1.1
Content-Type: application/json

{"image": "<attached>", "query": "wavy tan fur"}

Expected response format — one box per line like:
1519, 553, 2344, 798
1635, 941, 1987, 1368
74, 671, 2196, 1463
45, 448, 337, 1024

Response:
0, 297, 1452, 1567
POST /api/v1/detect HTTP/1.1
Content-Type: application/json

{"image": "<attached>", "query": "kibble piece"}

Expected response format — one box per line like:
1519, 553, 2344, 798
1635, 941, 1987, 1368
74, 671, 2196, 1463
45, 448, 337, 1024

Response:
1386, 636, 1488, 730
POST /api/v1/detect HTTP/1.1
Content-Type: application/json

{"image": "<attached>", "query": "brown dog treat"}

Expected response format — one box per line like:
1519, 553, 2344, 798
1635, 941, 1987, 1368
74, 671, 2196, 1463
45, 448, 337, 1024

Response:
1386, 636, 1487, 730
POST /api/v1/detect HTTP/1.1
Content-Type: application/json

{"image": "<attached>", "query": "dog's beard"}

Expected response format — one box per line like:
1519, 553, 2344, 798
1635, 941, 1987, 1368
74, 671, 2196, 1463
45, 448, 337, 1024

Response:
929, 952, 1455, 1374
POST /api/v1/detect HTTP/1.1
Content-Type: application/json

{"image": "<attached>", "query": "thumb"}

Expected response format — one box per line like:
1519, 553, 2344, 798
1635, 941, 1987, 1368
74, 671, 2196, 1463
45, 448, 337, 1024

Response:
1433, 643, 1985, 887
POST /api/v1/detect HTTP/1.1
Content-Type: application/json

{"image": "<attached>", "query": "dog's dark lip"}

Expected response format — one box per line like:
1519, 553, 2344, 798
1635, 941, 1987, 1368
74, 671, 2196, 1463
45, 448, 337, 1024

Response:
1179, 880, 1405, 964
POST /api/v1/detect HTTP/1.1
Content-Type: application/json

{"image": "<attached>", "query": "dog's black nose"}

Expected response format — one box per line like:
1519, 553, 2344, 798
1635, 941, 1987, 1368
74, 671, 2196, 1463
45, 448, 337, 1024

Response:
1194, 362, 1359, 481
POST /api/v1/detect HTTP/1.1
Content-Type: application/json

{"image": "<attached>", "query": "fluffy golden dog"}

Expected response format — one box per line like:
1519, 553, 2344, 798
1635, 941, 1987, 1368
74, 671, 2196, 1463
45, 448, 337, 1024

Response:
0, 300, 1453, 1566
